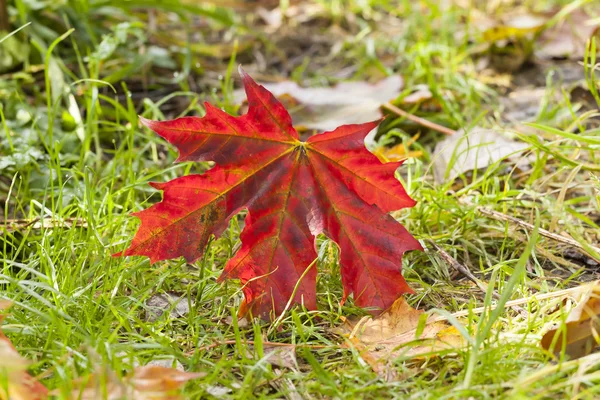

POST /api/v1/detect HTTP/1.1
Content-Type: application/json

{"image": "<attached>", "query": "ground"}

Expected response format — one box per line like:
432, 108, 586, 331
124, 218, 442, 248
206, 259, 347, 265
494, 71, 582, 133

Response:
1, 0, 600, 398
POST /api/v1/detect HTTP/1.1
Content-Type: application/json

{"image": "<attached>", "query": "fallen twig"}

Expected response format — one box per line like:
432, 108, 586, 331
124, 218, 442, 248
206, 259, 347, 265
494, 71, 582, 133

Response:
428, 240, 528, 316
431, 283, 596, 323
428, 240, 490, 294
382, 102, 456, 136
2, 217, 87, 232
474, 205, 600, 264
190, 339, 330, 355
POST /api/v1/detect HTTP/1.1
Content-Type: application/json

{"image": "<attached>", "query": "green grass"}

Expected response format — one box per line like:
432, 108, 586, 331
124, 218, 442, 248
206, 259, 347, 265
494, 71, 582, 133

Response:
2, 0, 600, 398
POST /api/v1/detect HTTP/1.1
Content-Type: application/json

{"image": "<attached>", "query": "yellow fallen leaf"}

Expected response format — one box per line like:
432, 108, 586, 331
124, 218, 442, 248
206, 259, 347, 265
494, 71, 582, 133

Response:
482, 13, 547, 42
338, 297, 466, 380
129, 365, 204, 398
373, 134, 422, 162
541, 280, 600, 359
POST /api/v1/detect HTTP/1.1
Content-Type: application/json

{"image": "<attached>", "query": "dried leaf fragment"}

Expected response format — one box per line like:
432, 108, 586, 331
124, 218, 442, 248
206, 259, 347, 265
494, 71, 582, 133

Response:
433, 127, 528, 183
145, 292, 191, 322
541, 281, 600, 359
130, 365, 205, 397
58, 365, 204, 400
338, 297, 466, 379
536, 9, 600, 60
0, 301, 48, 400
247, 344, 298, 370
53, 368, 124, 400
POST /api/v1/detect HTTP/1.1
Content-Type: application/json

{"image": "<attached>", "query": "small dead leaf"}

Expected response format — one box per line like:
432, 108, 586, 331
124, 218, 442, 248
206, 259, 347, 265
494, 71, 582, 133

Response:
60, 365, 203, 400
234, 76, 404, 132
224, 315, 249, 328
542, 281, 600, 359
337, 297, 466, 380
270, 370, 303, 400
129, 365, 204, 395
501, 87, 548, 123
433, 127, 529, 183
0, 301, 48, 400
402, 88, 434, 105
536, 9, 600, 60
146, 293, 191, 322
143, 358, 185, 372
394, 86, 442, 114
263, 346, 297, 370
53, 368, 124, 400
257, 6, 282, 29
247, 344, 297, 370
205, 385, 232, 397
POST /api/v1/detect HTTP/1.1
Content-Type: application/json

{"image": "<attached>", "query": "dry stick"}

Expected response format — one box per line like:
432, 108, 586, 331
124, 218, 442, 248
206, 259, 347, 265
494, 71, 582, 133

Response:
475, 205, 600, 264
189, 340, 329, 355
428, 240, 493, 296
428, 240, 528, 316
431, 282, 596, 323
382, 102, 456, 136
2, 217, 87, 231
3, 217, 41, 229
0, 0, 9, 31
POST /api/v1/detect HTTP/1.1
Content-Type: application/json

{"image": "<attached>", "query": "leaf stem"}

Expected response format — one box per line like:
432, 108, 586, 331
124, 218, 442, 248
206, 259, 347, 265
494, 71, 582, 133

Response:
268, 257, 319, 335
382, 102, 456, 136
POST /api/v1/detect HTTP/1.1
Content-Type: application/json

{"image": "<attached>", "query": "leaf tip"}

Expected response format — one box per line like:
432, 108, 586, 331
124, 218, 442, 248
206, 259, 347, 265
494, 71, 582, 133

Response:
238, 65, 257, 89
404, 195, 417, 209
149, 181, 167, 191
138, 115, 153, 128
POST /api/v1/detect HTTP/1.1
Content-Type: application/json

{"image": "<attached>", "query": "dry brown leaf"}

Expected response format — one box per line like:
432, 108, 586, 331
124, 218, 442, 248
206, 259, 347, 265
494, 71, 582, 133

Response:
338, 297, 465, 380
234, 76, 404, 132
0, 301, 48, 400
145, 292, 191, 322
130, 365, 204, 395
501, 87, 549, 123
536, 9, 600, 60
52, 368, 125, 400
433, 127, 529, 183
58, 365, 204, 400
246, 344, 298, 370
541, 281, 600, 359
262, 346, 297, 370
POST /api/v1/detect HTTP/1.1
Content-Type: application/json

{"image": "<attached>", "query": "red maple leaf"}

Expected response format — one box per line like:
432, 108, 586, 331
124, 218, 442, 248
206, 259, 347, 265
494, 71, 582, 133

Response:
117, 68, 422, 318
